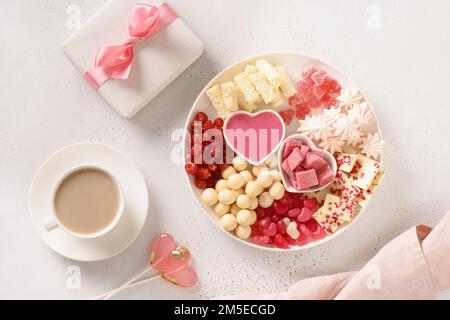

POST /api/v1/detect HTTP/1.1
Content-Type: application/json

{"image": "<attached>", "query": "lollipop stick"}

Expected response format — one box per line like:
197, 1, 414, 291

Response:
92, 274, 161, 300
100, 266, 153, 300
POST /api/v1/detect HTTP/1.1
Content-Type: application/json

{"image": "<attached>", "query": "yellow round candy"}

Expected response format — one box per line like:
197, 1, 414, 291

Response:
215, 179, 229, 192
235, 225, 251, 239
249, 197, 259, 210
201, 188, 218, 206
258, 191, 274, 208
239, 170, 253, 184
221, 166, 237, 179
232, 156, 248, 172
218, 189, 236, 205
220, 214, 238, 231
269, 182, 285, 200
214, 203, 230, 217
245, 181, 263, 198
256, 171, 274, 188
236, 194, 251, 209
230, 203, 240, 215
227, 173, 245, 190
236, 209, 253, 227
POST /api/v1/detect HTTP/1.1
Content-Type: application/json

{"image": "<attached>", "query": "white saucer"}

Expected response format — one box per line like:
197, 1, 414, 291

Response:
29, 143, 149, 262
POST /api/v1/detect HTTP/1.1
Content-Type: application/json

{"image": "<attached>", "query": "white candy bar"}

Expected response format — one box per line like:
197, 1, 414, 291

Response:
256, 59, 283, 88
249, 72, 278, 104
221, 82, 239, 113
234, 72, 260, 105
206, 85, 229, 118
275, 66, 297, 98
335, 152, 358, 173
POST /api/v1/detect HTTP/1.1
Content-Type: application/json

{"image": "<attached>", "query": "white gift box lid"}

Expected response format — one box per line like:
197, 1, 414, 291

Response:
62, 0, 204, 118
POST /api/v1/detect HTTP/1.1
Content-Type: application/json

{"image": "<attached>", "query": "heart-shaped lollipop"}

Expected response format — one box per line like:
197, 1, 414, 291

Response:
94, 233, 197, 300
223, 110, 286, 165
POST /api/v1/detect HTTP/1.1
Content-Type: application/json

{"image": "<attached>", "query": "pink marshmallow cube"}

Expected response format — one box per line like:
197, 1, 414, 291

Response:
282, 159, 297, 183
287, 147, 305, 171
309, 150, 324, 158
283, 140, 303, 158
295, 169, 319, 190
302, 153, 327, 170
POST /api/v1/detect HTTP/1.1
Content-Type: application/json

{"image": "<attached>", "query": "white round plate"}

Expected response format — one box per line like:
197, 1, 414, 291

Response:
183, 52, 383, 251
29, 143, 149, 261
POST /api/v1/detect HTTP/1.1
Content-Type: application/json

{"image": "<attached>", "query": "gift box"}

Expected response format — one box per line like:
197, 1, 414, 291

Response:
62, 0, 204, 118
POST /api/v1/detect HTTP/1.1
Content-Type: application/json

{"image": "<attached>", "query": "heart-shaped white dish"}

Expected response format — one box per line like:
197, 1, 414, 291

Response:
278, 134, 337, 193
223, 109, 286, 166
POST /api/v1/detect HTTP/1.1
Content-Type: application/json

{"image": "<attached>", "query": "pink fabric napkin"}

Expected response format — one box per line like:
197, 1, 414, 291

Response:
220, 211, 450, 300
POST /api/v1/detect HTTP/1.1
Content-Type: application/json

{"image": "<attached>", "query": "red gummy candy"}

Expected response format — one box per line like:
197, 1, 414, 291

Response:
298, 223, 313, 239
258, 216, 271, 229
276, 221, 286, 235
294, 232, 310, 246
255, 207, 266, 218
287, 208, 301, 218
253, 236, 270, 246
312, 226, 326, 240
273, 201, 289, 215
263, 222, 277, 237
304, 219, 319, 233
296, 207, 312, 223
274, 234, 289, 249
303, 198, 319, 212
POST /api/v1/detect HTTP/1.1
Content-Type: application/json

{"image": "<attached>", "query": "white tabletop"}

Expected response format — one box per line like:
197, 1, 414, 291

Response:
1, 0, 449, 299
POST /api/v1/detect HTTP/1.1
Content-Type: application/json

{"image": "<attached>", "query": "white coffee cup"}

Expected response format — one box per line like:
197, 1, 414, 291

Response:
42, 165, 124, 239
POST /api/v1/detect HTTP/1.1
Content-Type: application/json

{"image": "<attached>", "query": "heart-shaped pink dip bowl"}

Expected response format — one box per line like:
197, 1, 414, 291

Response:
223, 110, 286, 165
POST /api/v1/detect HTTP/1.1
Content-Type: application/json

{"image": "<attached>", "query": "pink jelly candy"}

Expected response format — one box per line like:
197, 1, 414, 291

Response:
295, 169, 319, 190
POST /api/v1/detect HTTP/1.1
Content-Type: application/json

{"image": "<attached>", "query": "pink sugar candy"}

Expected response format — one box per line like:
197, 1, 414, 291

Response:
295, 169, 319, 190
282, 159, 297, 183
311, 70, 327, 85
302, 153, 327, 171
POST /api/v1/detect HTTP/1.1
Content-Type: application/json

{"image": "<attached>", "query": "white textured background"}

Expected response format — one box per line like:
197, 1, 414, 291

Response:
1, 0, 449, 299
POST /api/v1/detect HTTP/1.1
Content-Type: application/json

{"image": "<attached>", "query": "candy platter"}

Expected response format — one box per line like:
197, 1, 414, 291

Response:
183, 52, 384, 251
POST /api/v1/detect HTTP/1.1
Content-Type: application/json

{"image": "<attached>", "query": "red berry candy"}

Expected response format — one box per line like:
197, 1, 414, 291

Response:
194, 177, 207, 189
196, 167, 211, 180
273, 201, 289, 215
263, 222, 277, 237
202, 120, 213, 131
274, 234, 289, 249
265, 206, 275, 216
279, 109, 295, 125
276, 221, 286, 235
184, 163, 199, 175
213, 118, 224, 128
195, 112, 208, 123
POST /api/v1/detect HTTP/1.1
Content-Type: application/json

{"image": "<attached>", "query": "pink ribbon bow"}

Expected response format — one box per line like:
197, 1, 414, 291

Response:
84, 3, 177, 91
